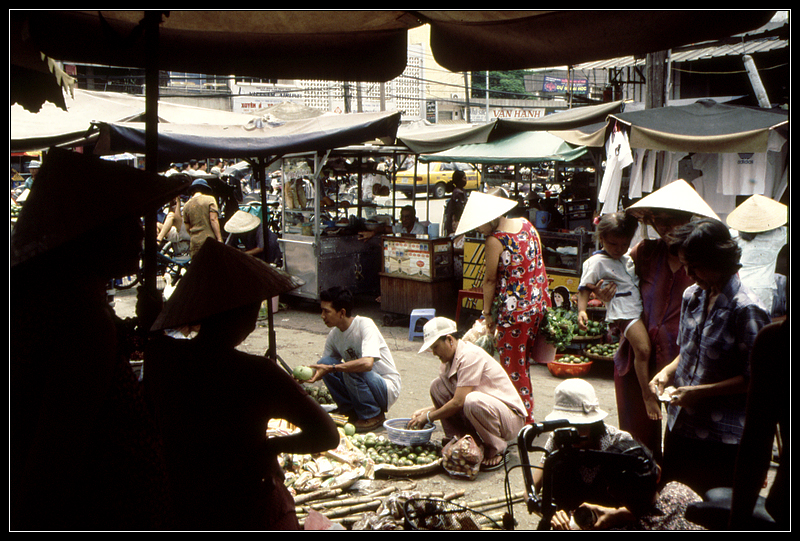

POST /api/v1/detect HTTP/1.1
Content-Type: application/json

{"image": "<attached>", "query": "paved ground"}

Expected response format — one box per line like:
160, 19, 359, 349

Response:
114, 286, 626, 530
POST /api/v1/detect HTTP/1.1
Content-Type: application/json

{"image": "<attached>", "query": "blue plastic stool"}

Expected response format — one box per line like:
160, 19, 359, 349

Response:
409, 308, 436, 341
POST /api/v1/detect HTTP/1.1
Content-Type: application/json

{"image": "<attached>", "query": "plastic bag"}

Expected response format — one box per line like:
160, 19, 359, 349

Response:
441, 435, 484, 481
462, 318, 496, 356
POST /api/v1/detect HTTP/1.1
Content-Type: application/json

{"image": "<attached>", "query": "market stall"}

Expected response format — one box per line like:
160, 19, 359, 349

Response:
93, 112, 403, 302
595, 99, 789, 223
278, 151, 388, 300
418, 129, 599, 312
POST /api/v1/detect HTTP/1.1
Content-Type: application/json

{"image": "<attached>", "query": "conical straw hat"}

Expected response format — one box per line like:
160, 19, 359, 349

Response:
726, 194, 787, 233
626, 179, 719, 221
151, 239, 303, 330
454, 191, 518, 236
224, 210, 261, 234
11, 148, 190, 266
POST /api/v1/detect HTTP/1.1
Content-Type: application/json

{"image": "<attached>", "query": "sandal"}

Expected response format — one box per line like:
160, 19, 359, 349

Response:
480, 450, 507, 472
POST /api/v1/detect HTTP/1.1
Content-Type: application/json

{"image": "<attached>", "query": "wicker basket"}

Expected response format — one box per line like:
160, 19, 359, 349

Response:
384, 418, 435, 446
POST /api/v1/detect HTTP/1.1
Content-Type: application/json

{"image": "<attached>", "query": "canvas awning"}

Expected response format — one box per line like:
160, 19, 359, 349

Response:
10, 88, 259, 152
418, 130, 588, 166
608, 99, 788, 154
396, 123, 497, 155
11, 11, 777, 114
93, 110, 402, 165
397, 100, 624, 156
13, 11, 777, 82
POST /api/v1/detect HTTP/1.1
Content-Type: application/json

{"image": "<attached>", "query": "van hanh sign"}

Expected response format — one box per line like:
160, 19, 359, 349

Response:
492, 108, 547, 119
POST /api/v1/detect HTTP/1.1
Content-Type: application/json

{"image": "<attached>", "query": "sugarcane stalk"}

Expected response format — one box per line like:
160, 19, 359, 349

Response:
293, 487, 343, 505
322, 499, 382, 519
464, 491, 524, 511
443, 489, 466, 501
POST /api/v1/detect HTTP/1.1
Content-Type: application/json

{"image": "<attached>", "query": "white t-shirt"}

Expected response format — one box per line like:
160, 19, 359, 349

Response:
392, 221, 427, 236
322, 315, 401, 408
732, 226, 786, 312
579, 251, 643, 321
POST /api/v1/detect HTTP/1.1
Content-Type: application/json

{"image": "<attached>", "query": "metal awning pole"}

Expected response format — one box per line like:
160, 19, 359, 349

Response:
139, 11, 164, 332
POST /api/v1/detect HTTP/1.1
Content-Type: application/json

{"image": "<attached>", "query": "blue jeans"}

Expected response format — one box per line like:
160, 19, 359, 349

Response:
317, 356, 388, 420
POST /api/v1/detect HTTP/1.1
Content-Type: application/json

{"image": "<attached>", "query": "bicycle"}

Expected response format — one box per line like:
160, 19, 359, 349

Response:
115, 240, 190, 291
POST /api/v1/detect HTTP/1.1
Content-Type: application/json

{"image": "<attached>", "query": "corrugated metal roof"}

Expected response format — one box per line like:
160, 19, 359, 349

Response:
575, 36, 787, 70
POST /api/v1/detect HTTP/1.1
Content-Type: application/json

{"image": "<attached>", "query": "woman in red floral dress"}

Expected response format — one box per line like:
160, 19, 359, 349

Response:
455, 190, 551, 424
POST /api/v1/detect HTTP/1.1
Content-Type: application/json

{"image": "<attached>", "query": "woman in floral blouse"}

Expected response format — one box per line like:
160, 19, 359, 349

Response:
455, 190, 550, 424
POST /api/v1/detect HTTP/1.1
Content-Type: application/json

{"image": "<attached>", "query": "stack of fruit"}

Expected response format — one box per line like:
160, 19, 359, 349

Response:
584, 342, 619, 360
348, 432, 441, 469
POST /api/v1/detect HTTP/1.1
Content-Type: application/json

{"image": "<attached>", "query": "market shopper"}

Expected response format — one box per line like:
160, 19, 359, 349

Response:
725, 194, 788, 318
183, 178, 223, 257
589, 179, 720, 463
358, 204, 427, 240
22, 159, 39, 190
455, 190, 551, 424
146, 239, 338, 530
224, 209, 282, 265
308, 286, 402, 432
650, 218, 771, 496
408, 317, 527, 471
443, 169, 468, 236
10, 148, 188, 530
157, 196, 191, 255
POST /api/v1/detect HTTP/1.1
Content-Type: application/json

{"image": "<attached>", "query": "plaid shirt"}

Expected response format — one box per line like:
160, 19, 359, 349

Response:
668, 274, 771, 444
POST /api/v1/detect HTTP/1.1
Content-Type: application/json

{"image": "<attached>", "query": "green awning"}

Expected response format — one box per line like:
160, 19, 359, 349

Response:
419, 130, 587, 165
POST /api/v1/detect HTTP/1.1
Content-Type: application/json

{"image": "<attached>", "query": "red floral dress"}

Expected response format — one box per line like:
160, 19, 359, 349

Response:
491, 219, 550, 423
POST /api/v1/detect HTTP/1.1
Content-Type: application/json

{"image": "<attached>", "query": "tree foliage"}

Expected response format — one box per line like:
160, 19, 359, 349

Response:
470, 70, 531, 100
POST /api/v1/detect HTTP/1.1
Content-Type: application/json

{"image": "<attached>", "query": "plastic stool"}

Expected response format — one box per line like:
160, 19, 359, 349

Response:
408, 308, 436, 341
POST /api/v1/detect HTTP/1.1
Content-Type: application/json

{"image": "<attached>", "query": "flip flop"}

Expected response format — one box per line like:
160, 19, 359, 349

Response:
480, 450, 508, 472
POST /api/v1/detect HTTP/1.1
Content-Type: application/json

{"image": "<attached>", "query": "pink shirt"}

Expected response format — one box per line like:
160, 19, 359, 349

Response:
439, 340, 526, 417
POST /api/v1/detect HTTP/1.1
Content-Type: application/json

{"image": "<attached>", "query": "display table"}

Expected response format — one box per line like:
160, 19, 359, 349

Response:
379, 235, 457, 317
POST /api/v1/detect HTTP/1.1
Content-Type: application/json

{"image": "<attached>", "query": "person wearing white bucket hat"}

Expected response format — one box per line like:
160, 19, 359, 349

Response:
531, 378, 633, 495
409, 317, 527, 471
726, 194, 788, 317
455, 189, 550, 424
590, 179, 721, 464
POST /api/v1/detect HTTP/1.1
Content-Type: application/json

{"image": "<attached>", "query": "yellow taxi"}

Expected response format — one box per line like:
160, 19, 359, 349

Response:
394, 162, 481, 199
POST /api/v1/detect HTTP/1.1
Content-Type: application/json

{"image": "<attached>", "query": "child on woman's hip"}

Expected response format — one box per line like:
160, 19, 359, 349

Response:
578, 212, 660, 420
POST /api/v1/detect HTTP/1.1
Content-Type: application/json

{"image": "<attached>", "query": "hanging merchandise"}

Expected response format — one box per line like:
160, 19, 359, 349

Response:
598, 122, 633, 215
628, 148, 655, 199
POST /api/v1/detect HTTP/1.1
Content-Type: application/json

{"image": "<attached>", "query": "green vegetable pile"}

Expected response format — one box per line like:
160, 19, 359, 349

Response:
305, 385, 334, 406
585, 342, 619, 358
576, 318, 608, 337
347, 433, 440, 467
556, 354, 590, 364
540, 308, 578, 351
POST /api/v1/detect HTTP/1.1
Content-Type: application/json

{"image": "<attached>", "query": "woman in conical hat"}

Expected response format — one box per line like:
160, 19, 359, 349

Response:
726, 194, 788, 316
594, 179, 717, 464
145, 240, 337, 530
11, 148, 190, 530
455, 189, 550, 424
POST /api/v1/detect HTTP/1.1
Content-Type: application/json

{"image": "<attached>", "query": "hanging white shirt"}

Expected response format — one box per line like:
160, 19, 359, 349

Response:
599, 128, 633, 214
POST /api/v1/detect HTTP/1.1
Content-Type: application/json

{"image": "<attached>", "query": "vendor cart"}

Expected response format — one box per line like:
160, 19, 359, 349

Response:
278, 152, 387, 300
379, 235, 457, 317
